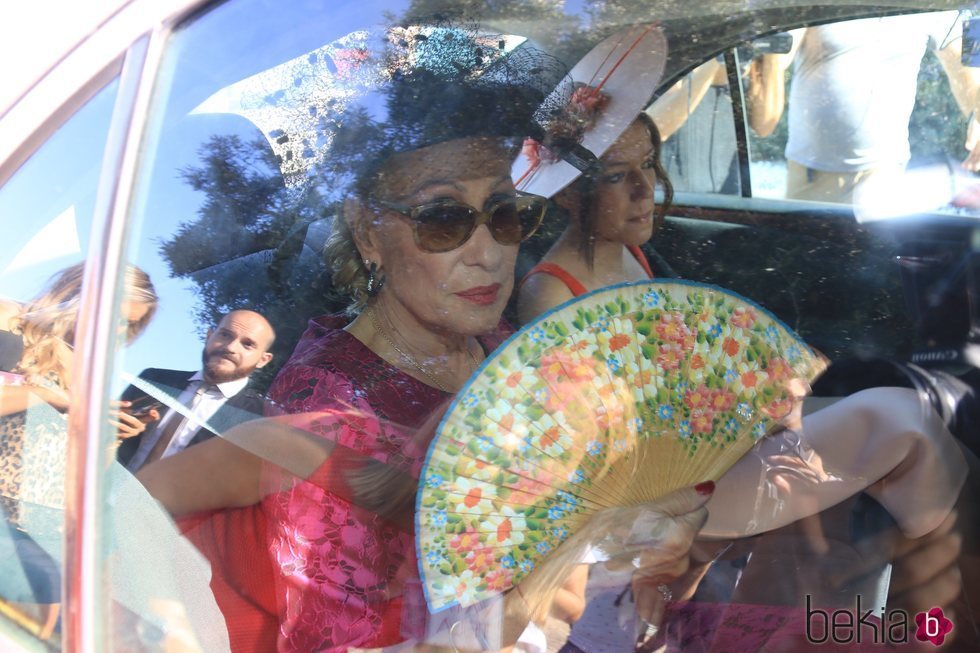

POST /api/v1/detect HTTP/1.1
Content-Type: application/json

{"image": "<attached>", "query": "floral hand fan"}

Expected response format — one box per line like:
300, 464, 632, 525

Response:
416, 280, 826, 612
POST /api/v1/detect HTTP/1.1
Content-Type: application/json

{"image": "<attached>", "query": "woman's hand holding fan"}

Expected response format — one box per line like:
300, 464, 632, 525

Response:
621, 484, 716, 650
588, 482, 713, 570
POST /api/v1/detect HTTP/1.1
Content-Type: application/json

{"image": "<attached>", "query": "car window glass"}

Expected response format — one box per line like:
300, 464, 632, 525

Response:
0, 79, 119, 647
104, 2, 980, 651
652, 11, 980, 364
650, 58, 742, 195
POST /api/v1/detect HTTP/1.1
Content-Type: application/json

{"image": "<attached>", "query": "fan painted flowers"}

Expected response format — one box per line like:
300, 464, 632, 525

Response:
449, 528, 480, 553
484, 568, 513, 592
657, 342, 685, 370
679, 420, 692, 438
451, 478, 493, 513
690, 409, 714, 434
539, 350, 597, 383
731, 307, 758, 329
656, 311, 695, 347
465, 546, 496, 574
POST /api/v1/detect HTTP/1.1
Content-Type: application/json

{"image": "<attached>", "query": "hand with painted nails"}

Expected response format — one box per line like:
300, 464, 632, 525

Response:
586, 482, 715, 572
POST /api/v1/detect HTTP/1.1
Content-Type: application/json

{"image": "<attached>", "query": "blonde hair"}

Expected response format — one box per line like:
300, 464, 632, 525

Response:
12, 263, 158, 388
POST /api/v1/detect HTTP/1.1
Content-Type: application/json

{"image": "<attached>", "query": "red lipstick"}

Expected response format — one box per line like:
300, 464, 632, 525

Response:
456, 284, 501, 306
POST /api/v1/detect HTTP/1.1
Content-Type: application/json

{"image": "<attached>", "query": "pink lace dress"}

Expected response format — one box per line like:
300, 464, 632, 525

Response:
181, 314, 509, 652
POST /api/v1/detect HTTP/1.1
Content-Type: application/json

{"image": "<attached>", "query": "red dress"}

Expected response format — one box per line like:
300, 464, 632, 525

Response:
179, 315, 510, 652
520, 244, 655, 296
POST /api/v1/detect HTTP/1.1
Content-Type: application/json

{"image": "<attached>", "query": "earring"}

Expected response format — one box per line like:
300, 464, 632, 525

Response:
365, 259, 385, 297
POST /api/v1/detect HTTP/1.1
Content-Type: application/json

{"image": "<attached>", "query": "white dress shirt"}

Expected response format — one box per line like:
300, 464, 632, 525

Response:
126, 371, 249, 471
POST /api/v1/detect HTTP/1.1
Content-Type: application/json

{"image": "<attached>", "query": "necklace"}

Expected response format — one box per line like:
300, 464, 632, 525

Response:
368, 307, 480, 392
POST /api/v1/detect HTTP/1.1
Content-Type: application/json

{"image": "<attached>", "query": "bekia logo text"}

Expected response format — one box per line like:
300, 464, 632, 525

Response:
806, 595, 954, 646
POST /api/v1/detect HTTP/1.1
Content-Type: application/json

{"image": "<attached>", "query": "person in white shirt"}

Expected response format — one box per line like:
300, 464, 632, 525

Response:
747, 11, 980, 204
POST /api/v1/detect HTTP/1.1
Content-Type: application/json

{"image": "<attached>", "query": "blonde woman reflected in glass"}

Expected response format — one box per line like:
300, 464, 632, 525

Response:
0, 262, 157, 637
0, 264, 156, 416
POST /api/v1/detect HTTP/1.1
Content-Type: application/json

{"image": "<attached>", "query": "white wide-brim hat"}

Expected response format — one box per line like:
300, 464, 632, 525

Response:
512, 24, 668, 198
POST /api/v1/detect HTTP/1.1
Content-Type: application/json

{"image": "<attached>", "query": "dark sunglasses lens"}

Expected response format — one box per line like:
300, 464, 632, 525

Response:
414, 205, 477, 252
490, 198, 543, 244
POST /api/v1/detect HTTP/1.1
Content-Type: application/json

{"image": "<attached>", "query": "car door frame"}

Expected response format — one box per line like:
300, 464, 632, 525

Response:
0, 0, 207, 650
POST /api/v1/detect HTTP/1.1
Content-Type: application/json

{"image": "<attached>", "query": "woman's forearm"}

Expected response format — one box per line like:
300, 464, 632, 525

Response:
0, 383, 68, 416
703, 387, 967, 540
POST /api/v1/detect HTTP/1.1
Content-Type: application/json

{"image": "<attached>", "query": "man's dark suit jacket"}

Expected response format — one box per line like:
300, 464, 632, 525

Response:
116, 368, 268, 468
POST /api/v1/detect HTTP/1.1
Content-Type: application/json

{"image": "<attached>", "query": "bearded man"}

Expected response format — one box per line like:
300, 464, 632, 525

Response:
118, 309, 276, 472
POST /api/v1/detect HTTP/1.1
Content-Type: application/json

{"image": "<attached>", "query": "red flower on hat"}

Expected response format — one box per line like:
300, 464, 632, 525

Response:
551, 86, 610, 145
520, 85, 611, 173
566, 86, 610, 132
521, 137, 551, 169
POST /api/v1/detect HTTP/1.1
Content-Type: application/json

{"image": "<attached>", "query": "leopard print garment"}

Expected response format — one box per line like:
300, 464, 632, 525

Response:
0, 377, 68, 533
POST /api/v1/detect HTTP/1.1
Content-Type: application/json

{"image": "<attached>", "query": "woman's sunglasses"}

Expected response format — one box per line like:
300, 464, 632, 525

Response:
376, 194, 547, 253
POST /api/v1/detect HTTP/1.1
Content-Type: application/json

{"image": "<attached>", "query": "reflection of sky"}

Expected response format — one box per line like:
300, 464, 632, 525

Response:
0, 81, 114, 306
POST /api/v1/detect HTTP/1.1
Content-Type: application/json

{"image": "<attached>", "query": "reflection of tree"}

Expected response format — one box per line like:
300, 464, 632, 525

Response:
160, 134, 342, 389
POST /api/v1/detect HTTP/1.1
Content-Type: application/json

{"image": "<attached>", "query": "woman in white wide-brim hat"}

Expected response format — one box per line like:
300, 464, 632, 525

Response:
515, 24, 674, 325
